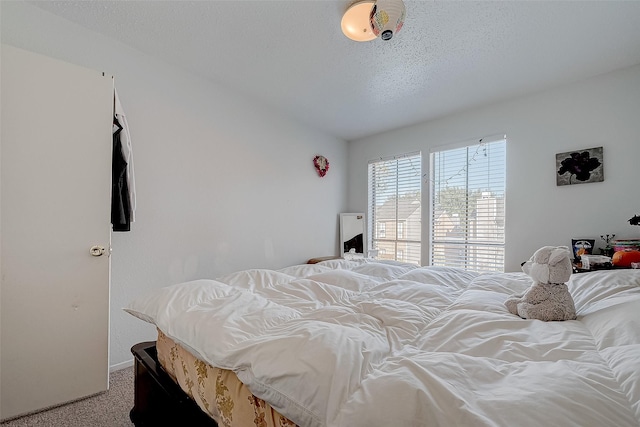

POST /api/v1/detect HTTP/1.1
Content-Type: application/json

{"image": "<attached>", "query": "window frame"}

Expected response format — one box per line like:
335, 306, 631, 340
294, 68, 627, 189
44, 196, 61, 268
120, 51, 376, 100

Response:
428, 136, 506, 272
367, 152, 422, 265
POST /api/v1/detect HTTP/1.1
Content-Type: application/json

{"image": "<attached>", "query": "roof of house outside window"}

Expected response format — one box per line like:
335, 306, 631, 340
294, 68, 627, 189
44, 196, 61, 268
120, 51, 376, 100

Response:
375, 196, 421, 221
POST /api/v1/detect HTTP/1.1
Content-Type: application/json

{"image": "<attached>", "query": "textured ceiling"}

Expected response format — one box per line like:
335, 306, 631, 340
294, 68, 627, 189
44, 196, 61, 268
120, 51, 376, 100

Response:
30, 1, 640, 141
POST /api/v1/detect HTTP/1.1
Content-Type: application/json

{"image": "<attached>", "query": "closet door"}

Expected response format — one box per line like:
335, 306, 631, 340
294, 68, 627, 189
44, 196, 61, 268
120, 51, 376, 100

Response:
1, 45, 113, 420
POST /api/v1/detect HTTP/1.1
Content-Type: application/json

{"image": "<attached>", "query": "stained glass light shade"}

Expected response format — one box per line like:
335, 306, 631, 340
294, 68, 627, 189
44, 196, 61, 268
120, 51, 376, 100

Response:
369, 0, 406, 41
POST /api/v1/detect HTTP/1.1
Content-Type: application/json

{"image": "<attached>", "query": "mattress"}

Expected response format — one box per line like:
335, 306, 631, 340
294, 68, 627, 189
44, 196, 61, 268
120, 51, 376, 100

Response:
156, 328, 297, 427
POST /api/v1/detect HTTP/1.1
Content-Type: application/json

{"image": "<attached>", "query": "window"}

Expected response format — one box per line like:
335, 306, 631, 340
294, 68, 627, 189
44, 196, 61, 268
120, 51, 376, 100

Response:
378, 222, 386, 238
429, 136, 506, 272
368, 152, 421, 265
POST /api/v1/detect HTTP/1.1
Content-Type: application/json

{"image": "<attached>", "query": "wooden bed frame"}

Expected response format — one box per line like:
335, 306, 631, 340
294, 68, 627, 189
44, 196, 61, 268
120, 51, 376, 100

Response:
130, 341, 218, 427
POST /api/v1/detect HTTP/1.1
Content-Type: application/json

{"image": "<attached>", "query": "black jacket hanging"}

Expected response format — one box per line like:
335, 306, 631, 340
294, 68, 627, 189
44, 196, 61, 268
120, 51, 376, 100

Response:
112, 118, 131, 231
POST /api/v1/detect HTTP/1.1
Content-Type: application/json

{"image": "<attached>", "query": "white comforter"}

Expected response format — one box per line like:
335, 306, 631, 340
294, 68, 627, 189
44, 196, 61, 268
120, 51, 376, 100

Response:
125, 260, 640, 427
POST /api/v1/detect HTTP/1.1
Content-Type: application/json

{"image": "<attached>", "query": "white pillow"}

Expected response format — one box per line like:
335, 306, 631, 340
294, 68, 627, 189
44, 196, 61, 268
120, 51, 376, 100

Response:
123, 279, 231, 325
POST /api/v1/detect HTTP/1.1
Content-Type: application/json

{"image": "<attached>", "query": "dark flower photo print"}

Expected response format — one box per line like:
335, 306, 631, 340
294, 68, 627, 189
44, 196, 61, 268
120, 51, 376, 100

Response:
556, 146, 604, 186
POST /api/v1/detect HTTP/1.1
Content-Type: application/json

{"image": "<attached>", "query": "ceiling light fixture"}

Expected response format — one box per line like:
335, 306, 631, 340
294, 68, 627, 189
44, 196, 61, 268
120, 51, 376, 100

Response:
370, 0, 406, 41
341, 1, 376, 42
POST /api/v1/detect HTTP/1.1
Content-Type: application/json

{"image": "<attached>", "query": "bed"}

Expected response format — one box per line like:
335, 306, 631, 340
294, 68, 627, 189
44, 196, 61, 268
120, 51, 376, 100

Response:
125, 259, 640, 426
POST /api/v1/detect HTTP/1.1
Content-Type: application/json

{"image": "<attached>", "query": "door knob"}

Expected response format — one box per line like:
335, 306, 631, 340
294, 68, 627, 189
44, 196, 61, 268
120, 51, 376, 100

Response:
90, 245, 106, 257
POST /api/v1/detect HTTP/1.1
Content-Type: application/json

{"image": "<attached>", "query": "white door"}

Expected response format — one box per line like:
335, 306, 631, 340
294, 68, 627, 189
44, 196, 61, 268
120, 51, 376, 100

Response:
1, 45, 113, 420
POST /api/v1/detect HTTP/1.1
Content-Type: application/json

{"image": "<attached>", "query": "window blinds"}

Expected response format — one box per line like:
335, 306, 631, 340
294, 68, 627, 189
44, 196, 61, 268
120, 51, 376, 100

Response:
368, 152, 422, 265
429, 137, 506, 272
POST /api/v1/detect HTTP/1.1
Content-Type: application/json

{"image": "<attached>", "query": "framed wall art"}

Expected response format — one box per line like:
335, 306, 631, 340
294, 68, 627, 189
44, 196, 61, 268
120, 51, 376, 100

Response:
556, 146, 603, 186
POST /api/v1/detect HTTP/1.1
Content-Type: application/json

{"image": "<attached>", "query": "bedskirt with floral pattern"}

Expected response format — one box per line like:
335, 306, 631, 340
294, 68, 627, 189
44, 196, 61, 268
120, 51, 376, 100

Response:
157, 329, 298, 427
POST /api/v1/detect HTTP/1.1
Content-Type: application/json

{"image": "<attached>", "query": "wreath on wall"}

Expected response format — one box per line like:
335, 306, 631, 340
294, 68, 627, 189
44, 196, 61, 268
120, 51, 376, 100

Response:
313, 155, 329, 177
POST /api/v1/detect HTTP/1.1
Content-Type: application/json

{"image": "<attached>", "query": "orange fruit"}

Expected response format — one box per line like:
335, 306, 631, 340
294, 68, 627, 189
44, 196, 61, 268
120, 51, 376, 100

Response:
611, 250, 640, 267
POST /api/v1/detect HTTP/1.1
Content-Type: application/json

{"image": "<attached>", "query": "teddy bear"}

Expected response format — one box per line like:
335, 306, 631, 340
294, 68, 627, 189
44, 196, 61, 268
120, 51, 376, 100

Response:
505, 245, 577, 321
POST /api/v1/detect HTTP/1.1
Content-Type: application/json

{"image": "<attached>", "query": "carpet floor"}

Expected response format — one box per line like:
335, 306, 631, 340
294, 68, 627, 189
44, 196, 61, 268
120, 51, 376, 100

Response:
1, 367, 135, 427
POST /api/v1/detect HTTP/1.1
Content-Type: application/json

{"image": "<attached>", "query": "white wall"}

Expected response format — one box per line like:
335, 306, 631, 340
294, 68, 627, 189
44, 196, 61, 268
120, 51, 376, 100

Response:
1, 2, 348, 369
348, 63, 640, 272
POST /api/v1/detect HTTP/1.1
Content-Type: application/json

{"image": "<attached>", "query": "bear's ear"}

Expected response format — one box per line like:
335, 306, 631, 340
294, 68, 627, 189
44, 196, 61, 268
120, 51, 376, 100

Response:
548, 247, 571, 266
532, 246, 554, 264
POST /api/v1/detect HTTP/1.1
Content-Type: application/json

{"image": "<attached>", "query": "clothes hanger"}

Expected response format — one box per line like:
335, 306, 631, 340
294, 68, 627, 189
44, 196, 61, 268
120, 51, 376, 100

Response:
113, 116, 123, 132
